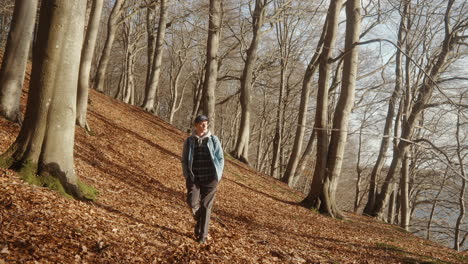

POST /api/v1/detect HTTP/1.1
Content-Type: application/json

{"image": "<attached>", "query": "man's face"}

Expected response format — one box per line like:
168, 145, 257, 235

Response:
195, 121, 209, 135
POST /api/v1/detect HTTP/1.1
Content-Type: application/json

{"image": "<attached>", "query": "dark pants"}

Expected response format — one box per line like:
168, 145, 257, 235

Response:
186, 177, 218, 239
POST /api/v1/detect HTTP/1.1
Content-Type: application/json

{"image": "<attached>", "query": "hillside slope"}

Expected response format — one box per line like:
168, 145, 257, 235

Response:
1, 89, 467, 264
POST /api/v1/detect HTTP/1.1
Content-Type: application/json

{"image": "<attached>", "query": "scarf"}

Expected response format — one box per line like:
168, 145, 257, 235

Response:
192, 130, 212, 146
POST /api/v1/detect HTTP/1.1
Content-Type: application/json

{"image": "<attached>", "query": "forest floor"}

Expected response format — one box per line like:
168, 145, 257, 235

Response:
1, 87, 468, 263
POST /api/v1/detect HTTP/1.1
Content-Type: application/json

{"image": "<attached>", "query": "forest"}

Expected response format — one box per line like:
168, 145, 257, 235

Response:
0, 0, 467, 253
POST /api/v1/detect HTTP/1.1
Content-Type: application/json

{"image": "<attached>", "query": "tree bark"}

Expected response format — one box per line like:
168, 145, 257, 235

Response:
292, 129, 316, 188
168, 50, 188, 124
76, 0, 104, 130
300, 0, 344, 211
321, 0, 361, 218
232, 0, 268, 164
271, 0, 291, 179
454, 98, 466, 251
144, 0, 157, 100
387, 185, 397, 224
202, 0, 222, 131
0, 0, 38, 124
190, 67, 205, 127
1, 0, 88, 199
94, 0, 125, 93
142, 0, 168, 112
400, 153, 410, 230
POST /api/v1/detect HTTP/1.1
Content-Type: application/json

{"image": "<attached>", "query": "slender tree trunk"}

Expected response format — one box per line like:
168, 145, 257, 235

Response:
232, 0, 268, 164
94, 0, 125, 93
387, 186, 397, 224
300, 0, 344, 210
142, 0, 168, 112
400, 153, 410, 230
1, 0, 88, 199
363, 1, 407, 215
426, 166, 449, 240
292, 129, 316, 188
123, 50, 136, 105
319, 0, 361, 218
168, 55, 186, 124
256, 118, 267, 170
202, 0, 222, 131
370, 0, 458, 219
354, 114, 365, 213
271, 2, 291, 179
190, 67, 205, 126
77, 0, 104, 130
454, 100, 466, 251
282, 32, 325, 185
144, 1, 156, 96
270, 63, 285, 178
0, 0, 38, 124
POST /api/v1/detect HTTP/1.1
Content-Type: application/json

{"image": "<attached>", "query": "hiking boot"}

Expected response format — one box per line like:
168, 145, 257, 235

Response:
197, 237, 206, 244
194, 221, 201, 238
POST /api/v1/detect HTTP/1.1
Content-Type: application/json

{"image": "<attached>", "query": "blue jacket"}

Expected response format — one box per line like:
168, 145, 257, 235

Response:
181, 132, 224, 182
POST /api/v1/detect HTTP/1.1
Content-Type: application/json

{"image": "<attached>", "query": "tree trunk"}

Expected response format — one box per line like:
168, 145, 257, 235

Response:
94, 0, 125, 93
370, 0, 458, 219
142, 0, 168, 112
454, 100, 466, 251
144, 1, 157, 99
271, 2, 292, 179
1, 0, 88, 199
363, 1, 407, 215
232, 0, 267, 164
400, 153, 410, 230
320, 0, 361, 218
354, 113, 366, 213
190, 67, 204, 127
300, 0, 344, 211
426, 166, 449, 240
123, 50, 136, 105
282, 31, 324, 185
168, 53, 187, 124
202, 0, 222, 132
292, 129, 316, 188
77, 0, 104, 130
256, 118, 267, 171
0, 0, 38, 124
387, 186, 397, 224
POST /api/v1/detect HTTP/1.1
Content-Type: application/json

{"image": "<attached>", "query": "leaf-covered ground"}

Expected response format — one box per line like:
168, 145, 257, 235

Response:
1, 88, 468, 263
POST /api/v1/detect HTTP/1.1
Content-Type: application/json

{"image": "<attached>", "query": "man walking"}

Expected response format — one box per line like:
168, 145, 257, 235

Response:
181, 115, 224, 243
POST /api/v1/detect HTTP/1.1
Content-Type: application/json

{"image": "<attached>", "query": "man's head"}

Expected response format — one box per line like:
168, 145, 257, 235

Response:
194, 115, 209, 136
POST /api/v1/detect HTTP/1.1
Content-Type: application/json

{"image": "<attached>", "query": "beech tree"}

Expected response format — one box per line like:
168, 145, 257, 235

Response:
363, 0, 407, 216
142, 0, 168, 112
453, 94, 467, 251
282, 15, 325, 185
232, 0, 269, 164
299, 0, 344, 211
0, 0, 38, 124
202, 0, 222, 131
166, 27, 192, 124
117, 2, 146, 106
270, 0, 302, 179
76, 0, 104, 131
94, 0, 125, 93
0, 0, 93, 199
302, 0, 362, 219
366, 0, 466, 220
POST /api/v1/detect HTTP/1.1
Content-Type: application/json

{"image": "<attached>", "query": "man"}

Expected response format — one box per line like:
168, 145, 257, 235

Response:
181, 115, 224, 243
